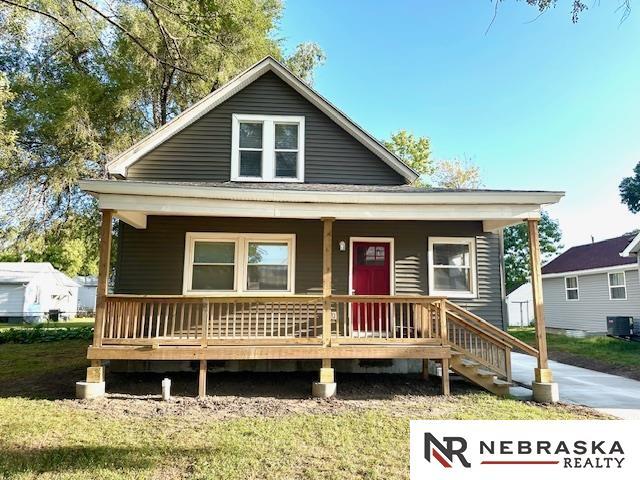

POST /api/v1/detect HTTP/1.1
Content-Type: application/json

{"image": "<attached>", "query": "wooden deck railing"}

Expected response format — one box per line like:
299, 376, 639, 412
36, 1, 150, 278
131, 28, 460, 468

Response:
99, 294, 446, 346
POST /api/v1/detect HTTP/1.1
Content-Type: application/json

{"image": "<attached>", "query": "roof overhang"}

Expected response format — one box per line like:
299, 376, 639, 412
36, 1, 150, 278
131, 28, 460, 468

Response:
620, 231, 640, 257
542, 263, 636, 279
80, 180, 564, 231
106, 56, 419, 183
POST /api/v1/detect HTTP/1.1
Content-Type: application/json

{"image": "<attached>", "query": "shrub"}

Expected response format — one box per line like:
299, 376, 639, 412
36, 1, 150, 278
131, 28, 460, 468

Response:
0, 326, 94, 344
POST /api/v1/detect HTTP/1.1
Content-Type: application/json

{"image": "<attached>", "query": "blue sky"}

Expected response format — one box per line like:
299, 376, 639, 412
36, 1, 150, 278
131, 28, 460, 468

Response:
280, 1, 640, 249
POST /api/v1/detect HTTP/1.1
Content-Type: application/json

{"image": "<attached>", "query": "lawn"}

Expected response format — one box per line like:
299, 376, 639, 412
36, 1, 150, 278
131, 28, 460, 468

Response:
0, 339, 606, 479
0, 317, 94, 330
510, 327, 640, 379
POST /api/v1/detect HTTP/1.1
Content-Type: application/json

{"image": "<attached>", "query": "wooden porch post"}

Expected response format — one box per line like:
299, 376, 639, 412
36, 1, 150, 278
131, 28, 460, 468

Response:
527, 219, 551, 380
93, 209, 113, 351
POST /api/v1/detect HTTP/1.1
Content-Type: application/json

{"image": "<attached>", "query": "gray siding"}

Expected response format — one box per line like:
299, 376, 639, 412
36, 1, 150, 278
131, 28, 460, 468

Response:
115, 217, 505, 328
127, 72, 406, 185
543, 268, 640, 333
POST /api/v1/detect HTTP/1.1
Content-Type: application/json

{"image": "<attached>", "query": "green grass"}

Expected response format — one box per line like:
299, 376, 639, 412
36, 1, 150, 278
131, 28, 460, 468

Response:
0, 317, 94, 330
0, 339, 606, 479
509, 327, 640, 368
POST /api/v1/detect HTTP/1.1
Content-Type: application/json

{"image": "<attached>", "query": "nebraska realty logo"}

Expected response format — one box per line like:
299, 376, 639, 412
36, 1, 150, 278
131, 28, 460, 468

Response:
410, 421, 639, 480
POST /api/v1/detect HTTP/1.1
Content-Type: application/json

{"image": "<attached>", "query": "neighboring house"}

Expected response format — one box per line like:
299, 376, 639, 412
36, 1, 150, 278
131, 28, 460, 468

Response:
0, 263, 79, 323
506, 282, 534, 327
78, 56, 561, 398
74, 276, 98, 315
541, 234, 638, 334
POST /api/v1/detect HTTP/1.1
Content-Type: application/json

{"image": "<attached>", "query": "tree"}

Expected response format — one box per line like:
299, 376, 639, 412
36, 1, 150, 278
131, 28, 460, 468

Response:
0, 0, 324, 273
503, 211, 562, 293
503, 0, 631, 23
431, 157, 482, 189
619, 162, 640, 213
383, 130, 434, 182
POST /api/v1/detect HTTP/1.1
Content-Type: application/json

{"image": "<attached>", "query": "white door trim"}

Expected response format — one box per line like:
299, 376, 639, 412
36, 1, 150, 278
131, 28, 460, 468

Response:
348, 237, 395, 296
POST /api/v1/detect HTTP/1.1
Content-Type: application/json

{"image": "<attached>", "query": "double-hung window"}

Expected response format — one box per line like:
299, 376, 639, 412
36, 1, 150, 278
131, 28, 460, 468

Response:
231, 114, 305, 182
608, 271, 627, 300
428, 237, 477, 298
184, 233, 295, 295
565, 276, 579, 300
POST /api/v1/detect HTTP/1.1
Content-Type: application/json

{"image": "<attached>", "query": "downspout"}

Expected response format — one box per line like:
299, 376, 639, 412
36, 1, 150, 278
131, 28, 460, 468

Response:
498, 228, 509, 331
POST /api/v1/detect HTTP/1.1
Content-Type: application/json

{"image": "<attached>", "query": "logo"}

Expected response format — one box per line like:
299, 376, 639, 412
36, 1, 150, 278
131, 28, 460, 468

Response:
424, 433, 471, 468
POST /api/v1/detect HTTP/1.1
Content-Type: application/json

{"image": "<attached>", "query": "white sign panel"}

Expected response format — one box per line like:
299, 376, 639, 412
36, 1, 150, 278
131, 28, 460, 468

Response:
410, 420, 639, 480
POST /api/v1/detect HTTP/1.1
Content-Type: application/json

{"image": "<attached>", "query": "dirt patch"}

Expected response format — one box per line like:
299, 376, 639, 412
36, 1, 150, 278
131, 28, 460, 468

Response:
548, 350, 640, 381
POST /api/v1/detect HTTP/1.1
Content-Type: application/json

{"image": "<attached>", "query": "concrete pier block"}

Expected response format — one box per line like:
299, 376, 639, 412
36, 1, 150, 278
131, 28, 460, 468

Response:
76, 381, 105, 400
312, 382, 336, 398
532, 381, 559, 403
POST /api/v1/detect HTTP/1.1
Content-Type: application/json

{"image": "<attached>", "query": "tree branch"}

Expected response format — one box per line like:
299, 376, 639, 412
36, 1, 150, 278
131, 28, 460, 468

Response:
0, 0, 77, 38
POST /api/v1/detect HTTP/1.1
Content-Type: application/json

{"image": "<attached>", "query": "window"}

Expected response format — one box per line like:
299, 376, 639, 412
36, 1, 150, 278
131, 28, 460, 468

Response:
184, 233, 295, 294
565, 276, 579, 300
231, 114, 305, 182
608, 272, 627, 300
428, 237, 477, 298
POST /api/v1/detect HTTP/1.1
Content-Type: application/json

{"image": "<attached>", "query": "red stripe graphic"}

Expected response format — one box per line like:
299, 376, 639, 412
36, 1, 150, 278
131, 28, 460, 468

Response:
432, 449, 452, 468
481, 460, 559, 465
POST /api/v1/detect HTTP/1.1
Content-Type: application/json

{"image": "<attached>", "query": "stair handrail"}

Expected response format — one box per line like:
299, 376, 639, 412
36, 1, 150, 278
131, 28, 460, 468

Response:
444, 300, 539, 358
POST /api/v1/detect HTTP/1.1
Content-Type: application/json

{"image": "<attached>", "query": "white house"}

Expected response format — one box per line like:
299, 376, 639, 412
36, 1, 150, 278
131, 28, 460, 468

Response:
0, 263, 79, 324
506, 282, 535, 327
74, 275, 98, 315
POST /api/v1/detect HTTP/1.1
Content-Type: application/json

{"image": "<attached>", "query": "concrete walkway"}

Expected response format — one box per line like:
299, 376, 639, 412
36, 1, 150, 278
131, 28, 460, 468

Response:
510, 353, 640, 419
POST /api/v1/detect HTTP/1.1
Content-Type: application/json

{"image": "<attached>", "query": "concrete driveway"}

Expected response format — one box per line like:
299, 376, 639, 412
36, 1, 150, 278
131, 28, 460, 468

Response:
510, 352, 640, 419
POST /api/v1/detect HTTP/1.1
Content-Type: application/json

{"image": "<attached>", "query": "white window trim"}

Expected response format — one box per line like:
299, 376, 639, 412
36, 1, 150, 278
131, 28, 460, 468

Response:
183, 232, 296, 296
608, 271, 627, 301
564, 275, 579, 301
428, 236, 478, 299
231, 114, 305, 182
347, 237, 396, 296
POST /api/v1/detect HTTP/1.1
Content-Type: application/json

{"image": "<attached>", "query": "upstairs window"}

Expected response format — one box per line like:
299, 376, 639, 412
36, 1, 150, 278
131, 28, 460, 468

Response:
608, 272, 627, 300
565, 276, 579, 300
231, 114, 305, 182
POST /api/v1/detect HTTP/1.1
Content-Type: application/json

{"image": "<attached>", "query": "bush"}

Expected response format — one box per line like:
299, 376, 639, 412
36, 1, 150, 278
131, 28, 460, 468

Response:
0, 326, 94, 344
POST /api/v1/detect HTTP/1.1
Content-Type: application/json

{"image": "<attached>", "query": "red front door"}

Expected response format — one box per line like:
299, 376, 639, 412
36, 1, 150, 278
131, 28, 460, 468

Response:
351, 241, 391, 333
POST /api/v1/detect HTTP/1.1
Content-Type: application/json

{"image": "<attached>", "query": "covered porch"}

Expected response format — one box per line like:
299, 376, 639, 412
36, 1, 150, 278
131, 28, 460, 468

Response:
79, 180, 560, 401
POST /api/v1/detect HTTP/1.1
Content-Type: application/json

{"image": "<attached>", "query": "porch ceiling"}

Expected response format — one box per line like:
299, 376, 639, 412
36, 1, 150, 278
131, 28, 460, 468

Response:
79, 179, 564, 231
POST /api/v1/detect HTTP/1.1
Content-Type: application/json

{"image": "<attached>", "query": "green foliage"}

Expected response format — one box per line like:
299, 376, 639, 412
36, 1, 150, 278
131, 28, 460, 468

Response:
619, 162, 640, 214
503, 211, 562, 293
383, 130, 434, 182
0, 0, 324, 267
0, 325, 94, 344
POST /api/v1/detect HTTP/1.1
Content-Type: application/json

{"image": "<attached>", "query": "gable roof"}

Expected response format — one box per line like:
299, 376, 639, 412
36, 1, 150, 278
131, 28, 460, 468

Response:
541, 234, 637, 276
107, 56, 419, 182
0, 262, 80, 287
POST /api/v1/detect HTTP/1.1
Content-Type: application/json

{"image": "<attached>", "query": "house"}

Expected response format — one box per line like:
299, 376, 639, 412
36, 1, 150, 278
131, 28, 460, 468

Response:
506, 282, 535, 327
541, 234, 639, 334
74, 276, 98, 315
0, 263, 79, 323
77, 56, 562, 401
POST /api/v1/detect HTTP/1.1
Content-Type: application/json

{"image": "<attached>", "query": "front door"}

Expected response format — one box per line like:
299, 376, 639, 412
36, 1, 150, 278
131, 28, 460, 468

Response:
351, 241, 391, 333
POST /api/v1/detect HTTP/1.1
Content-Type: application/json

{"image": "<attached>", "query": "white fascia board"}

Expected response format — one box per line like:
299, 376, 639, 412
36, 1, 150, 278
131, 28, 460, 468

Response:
620, 231, 640, 257
542, 264, 637, 279
106, 57, 419, 182
96, 193, 541, 224
115, 211, 147, 229
79, 180, 564, 207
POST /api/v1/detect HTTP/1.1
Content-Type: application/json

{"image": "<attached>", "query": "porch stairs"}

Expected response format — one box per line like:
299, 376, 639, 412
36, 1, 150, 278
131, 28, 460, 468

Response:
441, 300, 539, 396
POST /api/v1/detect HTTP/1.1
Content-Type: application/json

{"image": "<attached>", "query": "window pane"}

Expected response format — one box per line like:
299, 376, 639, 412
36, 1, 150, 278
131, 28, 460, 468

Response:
247, 242, 289, 265
194, 242, 235, 264
239, 122, 262, 148
247, 265, 288, 290
356, 245, 385, 266
609, 273, 624, 287
275, 123, 298, 149
275, 151, 298, 178
567, 289, 578, 300
240, 150, 262, 177
611, 286, 626, 299
434, 267, 470, 292
565, 277, 577, 289
433, 243, 470, 267
192, 265, 234, 290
